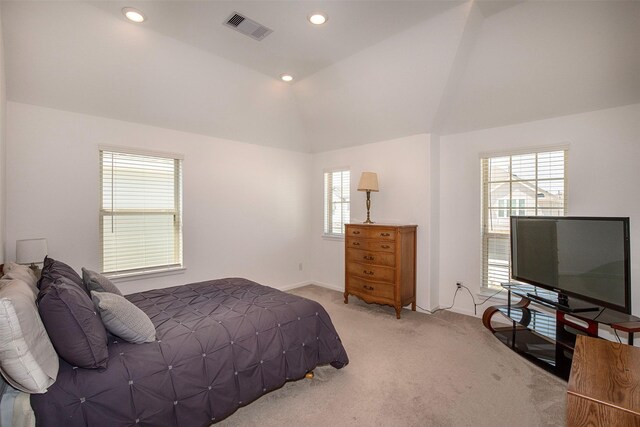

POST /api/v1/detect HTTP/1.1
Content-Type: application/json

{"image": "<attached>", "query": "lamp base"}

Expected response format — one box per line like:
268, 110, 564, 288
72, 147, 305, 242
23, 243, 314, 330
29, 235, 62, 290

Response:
363, 190, 374, 224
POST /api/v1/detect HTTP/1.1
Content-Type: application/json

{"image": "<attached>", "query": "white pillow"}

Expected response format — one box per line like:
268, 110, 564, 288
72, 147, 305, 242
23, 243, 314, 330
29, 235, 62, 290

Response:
0, 263, 38, 296
0, 278, 58, 393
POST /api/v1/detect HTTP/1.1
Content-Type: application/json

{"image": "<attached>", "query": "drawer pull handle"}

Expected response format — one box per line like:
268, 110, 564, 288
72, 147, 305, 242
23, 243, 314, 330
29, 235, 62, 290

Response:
363, 285, 374, 291
353, 231, 361, 235
352, 242, 360, 246
363, 256, 374, 261
381, 245, 390, 249
363, 270, 374, 275
380, 232, 390, 237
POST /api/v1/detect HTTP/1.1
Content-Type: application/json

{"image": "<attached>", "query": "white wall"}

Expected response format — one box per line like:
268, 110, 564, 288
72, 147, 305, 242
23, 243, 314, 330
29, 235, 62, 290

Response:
439, 103, 640, 316
428, 135, 441, 308
5, 98, 640, 320
0, 8, 5, 263
5, 102, 312, 294
309, 134, 433, 309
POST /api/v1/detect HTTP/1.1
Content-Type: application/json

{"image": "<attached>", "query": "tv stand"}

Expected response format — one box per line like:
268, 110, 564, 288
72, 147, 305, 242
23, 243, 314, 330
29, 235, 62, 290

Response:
525, 292, 599, 313
483, 283, 640, 380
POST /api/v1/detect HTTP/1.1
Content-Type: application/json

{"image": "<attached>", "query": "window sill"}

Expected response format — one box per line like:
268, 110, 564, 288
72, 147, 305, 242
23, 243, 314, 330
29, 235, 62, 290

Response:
322, 234, 345, 241
105, 266, 186, 283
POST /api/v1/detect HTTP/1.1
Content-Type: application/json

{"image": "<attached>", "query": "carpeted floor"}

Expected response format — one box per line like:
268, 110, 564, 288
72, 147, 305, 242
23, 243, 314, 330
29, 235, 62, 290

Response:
218, 285, 567, 426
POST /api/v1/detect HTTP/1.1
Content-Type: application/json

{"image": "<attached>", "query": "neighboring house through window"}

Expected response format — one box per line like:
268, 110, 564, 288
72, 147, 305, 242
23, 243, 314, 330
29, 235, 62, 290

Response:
481, 149, 567, 289
324, 169, 350, 237
497, 199, 525, 218
100, 148, 183, 275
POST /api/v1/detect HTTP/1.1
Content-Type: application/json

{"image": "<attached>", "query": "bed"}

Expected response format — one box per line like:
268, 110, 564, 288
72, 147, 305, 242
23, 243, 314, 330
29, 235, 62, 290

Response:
0, 262, 348, 427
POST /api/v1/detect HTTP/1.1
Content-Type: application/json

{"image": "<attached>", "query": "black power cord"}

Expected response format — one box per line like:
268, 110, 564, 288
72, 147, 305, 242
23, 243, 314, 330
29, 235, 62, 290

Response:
613, 329, 623, 344
416, 287, 460, 315
416, 284, 506, 316
459, 284, 505, 316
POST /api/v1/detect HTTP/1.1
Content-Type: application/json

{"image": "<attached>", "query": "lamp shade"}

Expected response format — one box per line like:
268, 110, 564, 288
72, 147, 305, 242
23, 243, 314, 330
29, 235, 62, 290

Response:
16, 238, 48, 265
357, 172, 379, 192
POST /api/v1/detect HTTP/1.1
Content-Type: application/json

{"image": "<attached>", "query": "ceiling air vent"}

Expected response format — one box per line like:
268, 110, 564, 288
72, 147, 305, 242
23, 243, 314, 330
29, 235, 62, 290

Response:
224, 12, 273, 41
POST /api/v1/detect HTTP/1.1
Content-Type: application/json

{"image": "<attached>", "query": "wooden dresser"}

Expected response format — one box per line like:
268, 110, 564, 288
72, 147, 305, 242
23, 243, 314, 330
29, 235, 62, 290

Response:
567, 335, 640, 426
344, 224, 417, 319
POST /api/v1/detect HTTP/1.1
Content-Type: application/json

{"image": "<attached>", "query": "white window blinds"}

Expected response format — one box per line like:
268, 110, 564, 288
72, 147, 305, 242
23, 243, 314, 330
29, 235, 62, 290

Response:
324, 169, 350, 236
100, 149, 183, 275
481, 149, 567, 289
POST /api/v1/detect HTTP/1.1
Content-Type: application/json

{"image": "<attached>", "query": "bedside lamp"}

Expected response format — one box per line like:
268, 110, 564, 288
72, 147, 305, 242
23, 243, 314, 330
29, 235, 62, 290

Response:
16, 238, 48, 277
357, 172, 379, 224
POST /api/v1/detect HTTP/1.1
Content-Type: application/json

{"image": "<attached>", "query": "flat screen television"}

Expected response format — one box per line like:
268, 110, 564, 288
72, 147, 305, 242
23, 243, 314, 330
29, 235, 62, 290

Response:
511, 216, 631, 314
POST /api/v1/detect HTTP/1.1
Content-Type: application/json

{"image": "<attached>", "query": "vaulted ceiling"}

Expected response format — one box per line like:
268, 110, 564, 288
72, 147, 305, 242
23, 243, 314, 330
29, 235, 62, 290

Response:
2, 1, 639, 152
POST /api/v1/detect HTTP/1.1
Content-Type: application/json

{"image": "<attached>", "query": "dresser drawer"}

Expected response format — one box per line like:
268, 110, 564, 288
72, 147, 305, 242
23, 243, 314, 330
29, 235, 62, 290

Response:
347, 262, 395, 283
346, 237, 395, 252
348, 277, 395, 301
346, 248, 395, 267
346, 226, 396, 241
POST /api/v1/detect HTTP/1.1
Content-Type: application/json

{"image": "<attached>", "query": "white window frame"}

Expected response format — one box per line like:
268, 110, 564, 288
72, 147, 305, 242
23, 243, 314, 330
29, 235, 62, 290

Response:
481, 147, 568, 290
99, 146, 184, 277
497, 198, 525, 218
323, 168, 351, 238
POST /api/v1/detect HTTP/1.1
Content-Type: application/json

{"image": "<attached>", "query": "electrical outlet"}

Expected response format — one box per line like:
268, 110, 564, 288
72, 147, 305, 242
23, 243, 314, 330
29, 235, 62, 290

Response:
298, 262, 303, 271
456, 282, 462, 289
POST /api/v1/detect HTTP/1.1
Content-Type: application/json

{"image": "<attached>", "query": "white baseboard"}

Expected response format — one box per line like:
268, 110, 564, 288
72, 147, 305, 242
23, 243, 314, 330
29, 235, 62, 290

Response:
286, 281, 479, 318
280, 280, 344, 293
277, 281, 313, 292
307, 281, 343, 292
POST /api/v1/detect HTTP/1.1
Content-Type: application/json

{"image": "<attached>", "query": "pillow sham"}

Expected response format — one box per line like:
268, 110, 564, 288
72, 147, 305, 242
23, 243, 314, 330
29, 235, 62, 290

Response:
82, 268, 122, 296
91, 291, 156, 344
0, 277, 58, 393
38, 256, 86, 293
38, 279, 108, 369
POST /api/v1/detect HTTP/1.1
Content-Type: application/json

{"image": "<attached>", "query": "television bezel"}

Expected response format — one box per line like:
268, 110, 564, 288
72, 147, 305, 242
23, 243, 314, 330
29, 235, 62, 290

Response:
510, 216, 631, 314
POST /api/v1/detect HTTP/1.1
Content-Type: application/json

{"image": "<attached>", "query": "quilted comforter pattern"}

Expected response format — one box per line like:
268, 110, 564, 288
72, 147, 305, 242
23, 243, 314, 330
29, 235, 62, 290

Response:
31, 278, 349, 426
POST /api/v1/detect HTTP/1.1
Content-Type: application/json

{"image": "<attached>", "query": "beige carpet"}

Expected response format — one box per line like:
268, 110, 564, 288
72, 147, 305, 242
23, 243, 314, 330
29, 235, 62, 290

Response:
218, 285, 566, 426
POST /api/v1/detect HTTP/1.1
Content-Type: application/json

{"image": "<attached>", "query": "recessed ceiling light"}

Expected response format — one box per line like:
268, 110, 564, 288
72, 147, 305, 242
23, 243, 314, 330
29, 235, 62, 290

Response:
308, 13, 328, 25
122, 7, 146, 23
280, 74, 294, 82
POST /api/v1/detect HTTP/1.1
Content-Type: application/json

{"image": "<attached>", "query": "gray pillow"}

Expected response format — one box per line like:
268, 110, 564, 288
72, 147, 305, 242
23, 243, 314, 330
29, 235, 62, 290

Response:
82, 268, 122, 296
91, 291, 156, 344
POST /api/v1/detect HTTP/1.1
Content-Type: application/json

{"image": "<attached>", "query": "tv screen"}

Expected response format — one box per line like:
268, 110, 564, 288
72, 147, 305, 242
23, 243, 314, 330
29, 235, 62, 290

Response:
511, 216, 630, 313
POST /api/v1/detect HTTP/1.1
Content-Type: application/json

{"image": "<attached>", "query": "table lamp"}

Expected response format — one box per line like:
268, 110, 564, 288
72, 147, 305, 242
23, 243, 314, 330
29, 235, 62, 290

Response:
357, 172, 379, 224
16, 238, 48, 277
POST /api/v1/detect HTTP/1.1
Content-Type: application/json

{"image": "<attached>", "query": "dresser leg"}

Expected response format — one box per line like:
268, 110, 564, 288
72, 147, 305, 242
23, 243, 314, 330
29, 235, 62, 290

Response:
395, 306, 401, 319
344, 292, 349, 304
411, 302, 416, 311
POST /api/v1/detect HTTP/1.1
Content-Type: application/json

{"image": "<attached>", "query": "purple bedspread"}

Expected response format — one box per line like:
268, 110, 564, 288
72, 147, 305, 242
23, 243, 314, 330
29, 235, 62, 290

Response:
31, 278, 348, 426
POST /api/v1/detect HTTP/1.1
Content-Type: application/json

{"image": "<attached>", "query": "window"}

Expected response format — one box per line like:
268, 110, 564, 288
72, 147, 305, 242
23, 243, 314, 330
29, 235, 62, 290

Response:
323, 169, 350, 236
100, 149, 183, 275
497, 199, 525, 218
481, 149, 567, 289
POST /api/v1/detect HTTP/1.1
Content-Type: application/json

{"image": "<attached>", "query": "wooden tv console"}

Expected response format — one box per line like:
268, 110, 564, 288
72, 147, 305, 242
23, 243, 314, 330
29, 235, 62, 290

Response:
482, 283, 640, 380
